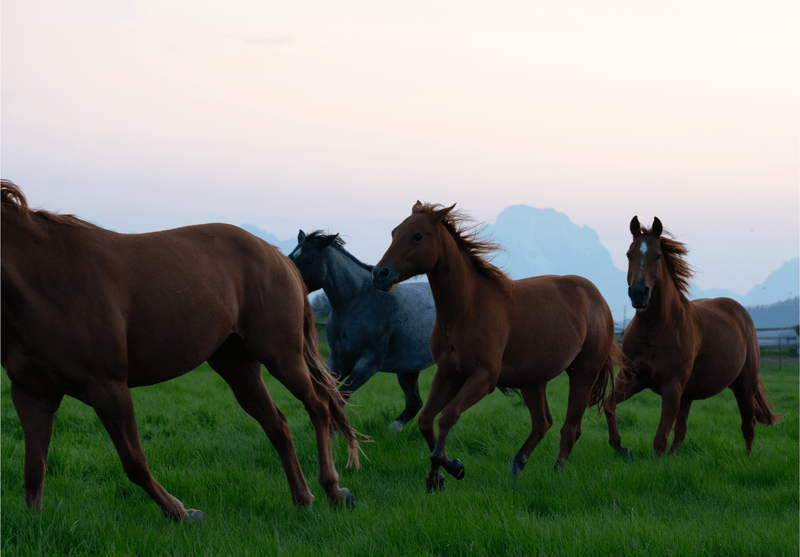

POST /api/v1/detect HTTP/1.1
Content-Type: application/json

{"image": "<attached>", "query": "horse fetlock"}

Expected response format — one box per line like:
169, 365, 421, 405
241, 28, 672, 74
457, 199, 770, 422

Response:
389, 420, 403, 432
426, 472, 446, 492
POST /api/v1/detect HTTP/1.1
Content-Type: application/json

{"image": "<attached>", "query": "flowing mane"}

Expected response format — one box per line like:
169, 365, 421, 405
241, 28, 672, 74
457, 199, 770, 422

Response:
414, 203, 510, 286
1, 179, 94, 228
636, 220, 694, 295
306, 230, 374, 272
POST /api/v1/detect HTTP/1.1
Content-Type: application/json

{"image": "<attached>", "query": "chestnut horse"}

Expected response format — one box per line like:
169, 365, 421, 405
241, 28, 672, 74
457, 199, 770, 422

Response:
1, 180, 358, 520
372, 202, 623, 490
605, 216, 782, 458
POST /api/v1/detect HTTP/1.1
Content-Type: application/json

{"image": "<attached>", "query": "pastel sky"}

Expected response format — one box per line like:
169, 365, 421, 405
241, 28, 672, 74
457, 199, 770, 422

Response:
2, 0, 798, 295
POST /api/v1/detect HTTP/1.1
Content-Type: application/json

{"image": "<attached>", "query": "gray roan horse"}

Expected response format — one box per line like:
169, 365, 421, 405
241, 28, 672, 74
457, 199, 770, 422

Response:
290, 230, 436, 430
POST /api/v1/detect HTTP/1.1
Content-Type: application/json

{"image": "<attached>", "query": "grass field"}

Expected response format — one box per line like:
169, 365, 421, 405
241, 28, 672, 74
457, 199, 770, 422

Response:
2, 340, 797, 557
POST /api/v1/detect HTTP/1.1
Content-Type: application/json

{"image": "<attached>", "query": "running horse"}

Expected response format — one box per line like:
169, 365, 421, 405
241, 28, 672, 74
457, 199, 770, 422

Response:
0, 180, 359, 520
289, 230, 436, 431
372, 202, 623, 490
605, 216, 783, 458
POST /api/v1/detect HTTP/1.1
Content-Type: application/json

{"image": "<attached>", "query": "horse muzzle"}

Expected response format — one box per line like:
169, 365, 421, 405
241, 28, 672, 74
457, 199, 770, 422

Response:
628, 282, 650, 309
372, 263, 399, 292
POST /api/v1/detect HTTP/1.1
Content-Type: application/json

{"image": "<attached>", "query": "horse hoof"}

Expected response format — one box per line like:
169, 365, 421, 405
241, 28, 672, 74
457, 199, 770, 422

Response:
184, 509, 208, 522
333, 487, 355, 509
426, 472, 445, 492
389, 420, 403, 432
445, 459, 465, 480
553, 458, 566, 471
620, 447, 633, 459
511, 453, 527, 476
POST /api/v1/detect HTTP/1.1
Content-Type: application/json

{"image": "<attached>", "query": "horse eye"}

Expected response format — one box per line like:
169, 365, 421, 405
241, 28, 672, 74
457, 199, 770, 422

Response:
655, 254, 661, 260
412, 233, 423, 242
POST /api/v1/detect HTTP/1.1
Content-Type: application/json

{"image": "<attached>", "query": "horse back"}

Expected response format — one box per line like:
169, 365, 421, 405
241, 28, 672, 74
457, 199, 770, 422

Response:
2, 219, 303, 392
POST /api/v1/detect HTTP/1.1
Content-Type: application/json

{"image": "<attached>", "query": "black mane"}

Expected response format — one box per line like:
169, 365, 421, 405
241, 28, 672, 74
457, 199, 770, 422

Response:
306, 230, 374, 272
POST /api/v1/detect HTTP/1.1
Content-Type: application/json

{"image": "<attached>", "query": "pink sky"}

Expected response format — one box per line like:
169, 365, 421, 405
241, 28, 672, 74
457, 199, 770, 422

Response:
2, 0, 798, 294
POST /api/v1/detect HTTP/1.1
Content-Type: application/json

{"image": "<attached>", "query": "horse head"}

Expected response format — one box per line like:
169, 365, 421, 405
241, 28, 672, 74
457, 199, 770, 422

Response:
626, 216, 664, 309
289, 229, 339, 293
372, 201, 455, 292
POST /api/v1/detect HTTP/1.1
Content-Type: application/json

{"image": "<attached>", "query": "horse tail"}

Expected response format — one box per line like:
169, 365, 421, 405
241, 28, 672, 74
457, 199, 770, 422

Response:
753, 375, 784, 426
591, 341, 625, 417
301, 298, 361, 468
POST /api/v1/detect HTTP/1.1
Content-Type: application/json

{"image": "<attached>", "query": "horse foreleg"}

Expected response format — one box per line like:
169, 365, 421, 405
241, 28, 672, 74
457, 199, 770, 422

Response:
511, 385, 552, 475
654, 383, 684, 458
10, 382, 63, 510
433, 370, 496, 481
87, 380, 198, 521
418, 371, 461, 491
339, 355, 379, 400
391, 372, 423, 431
669, 398, 693, 455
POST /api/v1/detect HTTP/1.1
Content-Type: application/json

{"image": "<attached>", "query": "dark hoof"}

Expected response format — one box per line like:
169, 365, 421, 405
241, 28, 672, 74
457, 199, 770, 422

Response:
618, 447, 633, 459
511, 453, 527, 476
553, 458, 565, 471
333, 487, 355, 509
426, 472, 445, 492
444, 458, 465, 480
184, 509, 208, 522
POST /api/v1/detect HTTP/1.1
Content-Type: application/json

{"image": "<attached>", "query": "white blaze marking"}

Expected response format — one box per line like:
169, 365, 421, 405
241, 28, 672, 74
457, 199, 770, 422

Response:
290, 246, 302, 258
636, 241, 647, 280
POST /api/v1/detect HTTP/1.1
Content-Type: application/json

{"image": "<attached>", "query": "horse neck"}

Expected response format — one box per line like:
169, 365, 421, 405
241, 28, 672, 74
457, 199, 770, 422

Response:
426, 227, 483, 320
639, 267, 691, 327
321, 247, 373, 310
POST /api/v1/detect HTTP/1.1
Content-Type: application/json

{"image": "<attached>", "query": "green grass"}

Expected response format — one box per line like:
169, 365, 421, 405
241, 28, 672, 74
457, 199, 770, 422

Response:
2, 345, 797, 556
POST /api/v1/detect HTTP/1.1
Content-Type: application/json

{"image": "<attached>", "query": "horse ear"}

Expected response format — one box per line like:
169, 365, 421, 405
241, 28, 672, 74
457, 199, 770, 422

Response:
320, 233, 339, 249
652, 217, 663, 238
298, 230, 306, 242
412, 200, 424, 212
630, 216, 642, 237
433, 203, 456, 222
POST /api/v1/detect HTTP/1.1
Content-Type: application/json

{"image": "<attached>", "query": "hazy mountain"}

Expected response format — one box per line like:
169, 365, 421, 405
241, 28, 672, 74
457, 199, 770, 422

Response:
745, 297, 799, 329
485, 206, 630, 319
741, 258, 799, 306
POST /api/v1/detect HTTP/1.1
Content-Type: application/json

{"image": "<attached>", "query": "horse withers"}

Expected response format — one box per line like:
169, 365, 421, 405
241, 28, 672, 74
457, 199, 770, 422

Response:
1, 180, 359, 520
289, 230, 436, 430
372, 202, 623, 491
605, 216, 783, 458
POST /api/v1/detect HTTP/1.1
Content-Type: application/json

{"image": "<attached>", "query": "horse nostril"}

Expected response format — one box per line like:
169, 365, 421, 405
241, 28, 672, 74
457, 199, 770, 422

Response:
376, 267, 390, 280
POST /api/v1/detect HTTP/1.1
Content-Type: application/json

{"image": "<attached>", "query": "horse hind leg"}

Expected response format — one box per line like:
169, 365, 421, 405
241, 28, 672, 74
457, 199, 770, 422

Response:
10, 381, 64, 510
86, 379, 198, 520
556, 362, 600, 469
207, 338, 315, 508
510, 384, 552, 476
390, 371, 423, 431
259, 343, 354, 507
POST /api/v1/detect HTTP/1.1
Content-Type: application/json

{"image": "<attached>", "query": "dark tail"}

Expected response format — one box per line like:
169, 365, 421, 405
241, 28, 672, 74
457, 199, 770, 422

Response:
302, 299, 361, 468
754, 375, 784, 426
591, 342, 625, 416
